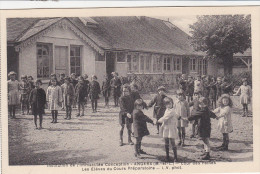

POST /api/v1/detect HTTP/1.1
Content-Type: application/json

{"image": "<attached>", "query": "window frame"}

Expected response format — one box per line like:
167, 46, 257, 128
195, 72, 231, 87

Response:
70, 45, 82, 76
36, 43, 53, 79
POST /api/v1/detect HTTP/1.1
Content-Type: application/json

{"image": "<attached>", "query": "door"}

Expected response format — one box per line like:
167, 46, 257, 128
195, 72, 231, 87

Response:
106, 51, 116, 79
55, 46, 68, 76
182, 57, 189, 75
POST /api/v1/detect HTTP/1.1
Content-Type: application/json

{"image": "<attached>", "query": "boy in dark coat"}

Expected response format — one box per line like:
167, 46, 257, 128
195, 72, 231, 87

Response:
188, 97, 218, 160
179, 74, 187, 95
148, 86, 167, 134
119, 85, 135, 146
133, 99, 154, 157
29, 80, 46, 129
88, 75, 101, 113
186, 75, 194, 102
189, 91, 202, 138
102, 75, 111, 107
110, 72, 122, 107
75, 76, 87, 116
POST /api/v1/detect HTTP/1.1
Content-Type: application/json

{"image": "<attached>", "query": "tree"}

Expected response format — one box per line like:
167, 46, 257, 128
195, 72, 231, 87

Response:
189, 15, 251, 75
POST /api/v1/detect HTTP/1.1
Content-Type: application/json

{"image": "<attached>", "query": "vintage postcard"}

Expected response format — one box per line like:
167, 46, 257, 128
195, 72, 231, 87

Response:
1, 6, 260, 174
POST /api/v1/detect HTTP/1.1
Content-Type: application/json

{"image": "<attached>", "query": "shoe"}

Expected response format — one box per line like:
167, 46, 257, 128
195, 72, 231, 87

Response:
165, 156, 170, 162
38, 127, 42, 130
64, 117, 68, 119
190, 135, 195, 138
134, 153, 141, 158
218, 146, 228, 151
119, 141, 123, 146
178, 141, 182, 146
139, 149, 147, 154
128, 141, 134, 145
200, 152, 206, 156
76, 113, 80, 117
216, 144, 224, 149
54, 121, 58, 123
81, 113, 84, 116
181, 143, 185, 147
201, 152, 210, 160
51, 120, 54, 123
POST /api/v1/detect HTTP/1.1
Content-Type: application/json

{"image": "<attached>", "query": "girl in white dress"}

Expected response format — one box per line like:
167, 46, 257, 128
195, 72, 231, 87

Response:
234, 78, 252, 117
46, 78, 63, 123
8, 71, 20, 118
157, 97, 178, 162
213, 94, 233, 151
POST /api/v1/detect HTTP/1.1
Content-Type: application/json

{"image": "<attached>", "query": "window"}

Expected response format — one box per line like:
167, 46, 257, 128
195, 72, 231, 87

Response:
190, 58, 196, 71
140, 55, 145, 72
95, 52, 105, 61
117, 52, 126, 62
132, 53, 139, 72
173, 57, 181, 71
70, 46, 81, 76
126, 53, 139, 73
145, 54, 152, 72
152, 54, 162, 73
198, 59, 207, 75
127, 55, 132, 72
163, 56, 171, 72
37, 43, 52, 78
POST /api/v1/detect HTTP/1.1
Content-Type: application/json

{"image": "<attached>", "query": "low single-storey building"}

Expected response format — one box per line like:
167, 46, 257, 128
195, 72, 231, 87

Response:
7, 16, 251, 85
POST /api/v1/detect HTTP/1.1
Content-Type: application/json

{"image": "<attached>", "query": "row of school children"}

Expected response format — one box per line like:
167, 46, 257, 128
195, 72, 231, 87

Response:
178, 74, 252, 117
120, 78, 251, 161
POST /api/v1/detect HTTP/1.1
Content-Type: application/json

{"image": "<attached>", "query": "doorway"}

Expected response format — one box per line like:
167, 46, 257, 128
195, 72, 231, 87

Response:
106, 51, 116, 79
54, 46, 68, 76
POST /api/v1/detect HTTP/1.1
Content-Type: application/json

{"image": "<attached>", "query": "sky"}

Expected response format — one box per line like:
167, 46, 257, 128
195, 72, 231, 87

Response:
153, 16, 198, 35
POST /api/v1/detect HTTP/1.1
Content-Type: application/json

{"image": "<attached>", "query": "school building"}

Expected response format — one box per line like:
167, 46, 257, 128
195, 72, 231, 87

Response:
7, 17, 251, 84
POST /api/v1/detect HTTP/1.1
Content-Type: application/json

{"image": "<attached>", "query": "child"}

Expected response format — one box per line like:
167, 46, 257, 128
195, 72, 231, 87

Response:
48, 74, 60, 86
194, 75, 204, 95
75, 76, 87, 116
157, 97, 178, 162
174, 89, 189, 146
61, 77, 75, 119
213, 94, 233, 151
27, 76, 35, 114
59, 73, 65, 85
70, 73, 78, 108
132, 99, 154, 158
119, 85, 135, 146
188, 91, 202, 138
89, 75, 101, 113
234, 78, 252, 117
186, 75, 194, 102
83, 74, 90, 107
179, 74, 187, 95
110, 72, 122, 107
29, 80, 46, 129
19, 75, 30, 115
209, 77, 217, 109
8, 71, 20, 119
102, 75, 111, 107
148, 86, 167, 134
46, 78, 63, 123
188, 97, 217, 160
216, 77, 222, 102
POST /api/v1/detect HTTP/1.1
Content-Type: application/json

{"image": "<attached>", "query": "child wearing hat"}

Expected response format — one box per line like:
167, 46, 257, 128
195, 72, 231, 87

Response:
8, 71, 20, 118
29, 80, 46, 129
88, 75, 101, 113
61, 77, 75, 119
102, 75, 111, 108
148, 86, 167, 134
110, 72, 122, 107
19, 75, 30, 115
75, 76, 88, 116
174, 89, 189, 146
213, 94, 233, 151
119, 84, 135, 146
157, 97, 178, 162
132, 99, 154, 158
188, 97, 217, 160
234, 78, 252, 117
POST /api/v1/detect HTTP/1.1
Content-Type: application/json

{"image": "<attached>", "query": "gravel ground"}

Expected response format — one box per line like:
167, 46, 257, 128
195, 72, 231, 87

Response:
8, 94, 253, 165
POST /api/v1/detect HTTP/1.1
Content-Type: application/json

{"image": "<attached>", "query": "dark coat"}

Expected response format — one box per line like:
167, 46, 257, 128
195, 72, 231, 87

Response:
216, 83, 222, 99
133, 109, 153, 138
62, 83, 75, 106
88, 80, 101, 100
203, 81, 211, 98
102, 79, 111, 97
71, 79, 78, 88
148, 94, 167, 119
75, 82, 87, 103
188, 107, 217, 138
110, 78, 122, 97
189, 98, 200, 124
119, 95, 134, 125
29, 88, 46, 115
186, 80, 194, 96
209, 82, 217, 100
221, 82, 232, 95
179, 78, 187, 92
83, 80, 89, 95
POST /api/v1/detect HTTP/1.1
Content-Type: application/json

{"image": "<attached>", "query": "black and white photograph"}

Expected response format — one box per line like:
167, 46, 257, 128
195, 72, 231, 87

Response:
1, 6, 259, 174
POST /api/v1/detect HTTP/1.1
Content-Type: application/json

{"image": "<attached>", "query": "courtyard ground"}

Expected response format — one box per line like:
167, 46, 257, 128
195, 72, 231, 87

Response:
8, 93, 253, 165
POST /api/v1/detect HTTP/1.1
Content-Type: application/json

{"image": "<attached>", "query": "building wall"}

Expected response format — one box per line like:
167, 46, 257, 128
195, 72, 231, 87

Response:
95, 61, 106, 84
18, 25, 97, 83
116, 62, 127, 77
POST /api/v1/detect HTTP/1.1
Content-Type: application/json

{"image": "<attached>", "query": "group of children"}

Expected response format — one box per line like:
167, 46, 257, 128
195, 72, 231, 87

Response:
8, 71, 252, 162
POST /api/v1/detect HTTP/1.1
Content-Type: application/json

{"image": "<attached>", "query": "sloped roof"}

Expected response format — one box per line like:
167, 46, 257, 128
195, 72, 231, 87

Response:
234, 48, 251, 57
7, 16, 204, 56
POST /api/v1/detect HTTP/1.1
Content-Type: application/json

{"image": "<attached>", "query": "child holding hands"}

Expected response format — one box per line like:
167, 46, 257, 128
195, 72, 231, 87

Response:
157, 97, 178, 162
132, 99, 154, 158
213, 94, 233, 151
